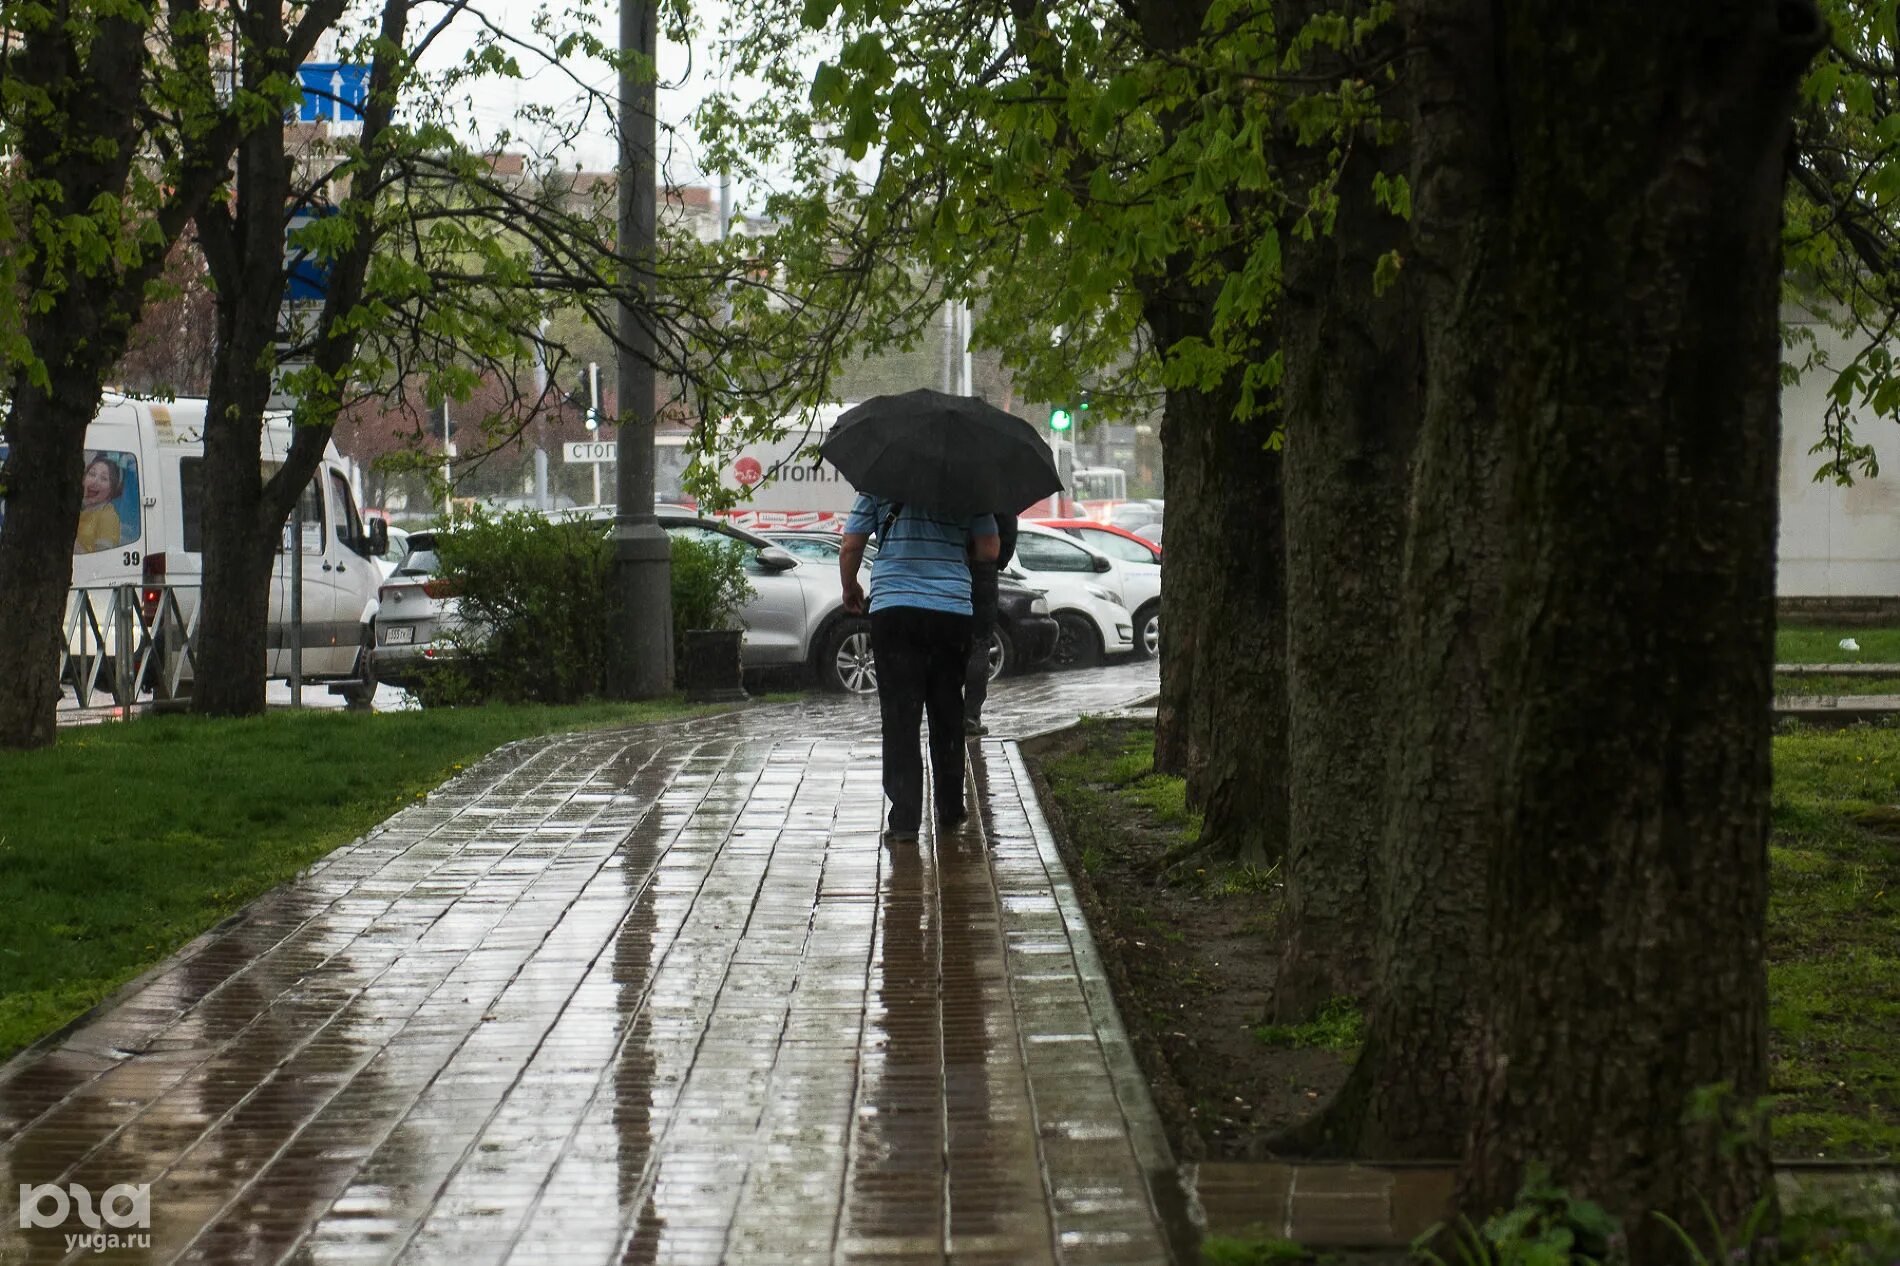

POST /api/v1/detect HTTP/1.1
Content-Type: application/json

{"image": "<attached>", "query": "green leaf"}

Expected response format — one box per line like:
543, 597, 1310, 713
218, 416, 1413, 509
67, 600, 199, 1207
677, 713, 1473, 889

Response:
810, 62, 846, 109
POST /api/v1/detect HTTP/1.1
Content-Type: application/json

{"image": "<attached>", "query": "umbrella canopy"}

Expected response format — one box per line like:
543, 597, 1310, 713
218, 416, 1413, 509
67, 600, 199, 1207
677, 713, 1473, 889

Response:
820, 389, 1062, 518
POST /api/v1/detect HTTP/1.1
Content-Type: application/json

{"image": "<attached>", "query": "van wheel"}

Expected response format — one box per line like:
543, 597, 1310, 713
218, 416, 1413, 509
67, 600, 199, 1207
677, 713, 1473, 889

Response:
340, 624, 377, 709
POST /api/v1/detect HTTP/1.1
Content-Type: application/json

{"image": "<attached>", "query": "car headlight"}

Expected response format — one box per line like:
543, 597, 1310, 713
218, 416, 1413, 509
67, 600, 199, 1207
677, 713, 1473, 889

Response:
1029, 596, 1049, 615
1085, 584, 1116, 603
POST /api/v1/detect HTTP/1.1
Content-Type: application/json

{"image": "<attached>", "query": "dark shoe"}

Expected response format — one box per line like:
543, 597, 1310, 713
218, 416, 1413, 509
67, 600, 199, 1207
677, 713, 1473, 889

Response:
937, 808, 969, 832
886, 817, 919, 843
963, 718, 989, 736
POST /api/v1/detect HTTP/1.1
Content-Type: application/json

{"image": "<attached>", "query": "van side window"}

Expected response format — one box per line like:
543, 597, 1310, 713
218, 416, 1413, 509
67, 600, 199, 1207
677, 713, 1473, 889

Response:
77, 449, 141, 554
329, 469, 362, 548
181, 457, 203, 551
295, 475, 325, 553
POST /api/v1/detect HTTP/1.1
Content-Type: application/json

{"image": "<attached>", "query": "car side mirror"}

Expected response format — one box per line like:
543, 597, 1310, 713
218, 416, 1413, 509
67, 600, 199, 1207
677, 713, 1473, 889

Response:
757, 546, 798, 572
1092, 554, 1112, 573
365, 517, 390, 557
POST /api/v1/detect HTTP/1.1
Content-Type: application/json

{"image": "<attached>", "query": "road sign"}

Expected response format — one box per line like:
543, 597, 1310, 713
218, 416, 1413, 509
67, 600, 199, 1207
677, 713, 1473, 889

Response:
565, 441, 617, 464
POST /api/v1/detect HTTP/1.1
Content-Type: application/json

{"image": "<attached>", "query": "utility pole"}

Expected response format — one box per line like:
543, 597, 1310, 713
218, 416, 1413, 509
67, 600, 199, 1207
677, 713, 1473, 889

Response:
587, 361, 603, 508
440, 400, 453, 522
609, 0, 672, 697
531, 310, 550, 510
940, 299, 955, 393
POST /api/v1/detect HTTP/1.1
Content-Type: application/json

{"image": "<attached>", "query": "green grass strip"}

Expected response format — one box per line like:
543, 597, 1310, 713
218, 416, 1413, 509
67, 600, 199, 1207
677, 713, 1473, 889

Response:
1777, 625, 1900, 664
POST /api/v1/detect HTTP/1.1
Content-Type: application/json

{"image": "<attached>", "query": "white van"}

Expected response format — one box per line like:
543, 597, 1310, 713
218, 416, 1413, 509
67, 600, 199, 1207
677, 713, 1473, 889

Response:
43, 392, 387, 699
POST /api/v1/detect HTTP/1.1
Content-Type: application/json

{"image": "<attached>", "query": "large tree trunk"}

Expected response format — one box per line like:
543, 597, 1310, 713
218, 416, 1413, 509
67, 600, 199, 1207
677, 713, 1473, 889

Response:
1137, 0, 1288, 873
191, 0, 406, 716
1190, 388, 1287, 871
1453, 0, 1823, 1249
1288, 0, 1514, 1156
0, 13, 154, 748
193, 78, 295, 718
0, 382, 110, 747
1273, 15, 1418, 1021
1147, 293, 1287, 870
1152, 381, 1204, 781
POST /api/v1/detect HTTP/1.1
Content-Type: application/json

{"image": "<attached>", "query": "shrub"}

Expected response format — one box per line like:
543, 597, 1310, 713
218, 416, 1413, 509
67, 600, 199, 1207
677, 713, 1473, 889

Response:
426, 509, 612, 704
415, 512, 756, 705
669, 533, 753, 643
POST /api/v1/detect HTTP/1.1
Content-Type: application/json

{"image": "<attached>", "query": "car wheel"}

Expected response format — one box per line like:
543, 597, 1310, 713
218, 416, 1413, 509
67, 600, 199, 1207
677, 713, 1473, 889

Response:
1134, 602, 1160, 660
1051, 611, 1102, 671
820, 618, 878, 694
987, 628, 1011, 681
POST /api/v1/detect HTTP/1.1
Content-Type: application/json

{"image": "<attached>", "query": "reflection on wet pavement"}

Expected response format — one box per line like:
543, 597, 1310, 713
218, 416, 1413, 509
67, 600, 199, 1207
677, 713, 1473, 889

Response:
2, 662, 1168, 1264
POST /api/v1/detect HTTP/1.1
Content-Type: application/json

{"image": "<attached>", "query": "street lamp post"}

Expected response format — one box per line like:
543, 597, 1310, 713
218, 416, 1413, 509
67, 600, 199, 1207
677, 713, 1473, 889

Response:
608, 0, 672, 697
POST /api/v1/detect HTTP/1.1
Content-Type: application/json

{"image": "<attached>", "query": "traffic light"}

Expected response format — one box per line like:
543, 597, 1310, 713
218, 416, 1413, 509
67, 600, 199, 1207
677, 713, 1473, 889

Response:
585, 363, 601, 431
1048, 406, 1074, 432
1078, 388, 1091, 414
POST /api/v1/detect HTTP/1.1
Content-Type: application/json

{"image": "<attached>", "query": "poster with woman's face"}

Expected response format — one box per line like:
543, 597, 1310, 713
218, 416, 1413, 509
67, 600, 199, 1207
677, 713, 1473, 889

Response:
75, 450, 141, 555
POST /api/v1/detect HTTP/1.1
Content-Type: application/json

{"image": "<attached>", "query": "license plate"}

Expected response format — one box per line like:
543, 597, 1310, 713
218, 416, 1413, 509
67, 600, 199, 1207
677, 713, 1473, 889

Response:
383, 625, 414, 645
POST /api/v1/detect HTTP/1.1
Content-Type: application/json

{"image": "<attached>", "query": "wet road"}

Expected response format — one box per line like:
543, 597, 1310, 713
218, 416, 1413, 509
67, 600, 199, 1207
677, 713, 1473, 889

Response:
2, 662, 1169, 1265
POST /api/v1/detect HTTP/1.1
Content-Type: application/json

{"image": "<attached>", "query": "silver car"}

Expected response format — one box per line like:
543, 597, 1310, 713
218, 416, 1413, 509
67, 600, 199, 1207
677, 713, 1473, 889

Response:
368, 530, 463, 689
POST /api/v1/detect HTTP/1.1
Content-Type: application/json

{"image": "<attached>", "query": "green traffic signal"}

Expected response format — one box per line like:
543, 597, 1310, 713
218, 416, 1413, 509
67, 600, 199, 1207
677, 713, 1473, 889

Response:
1049, 406, 1074, 432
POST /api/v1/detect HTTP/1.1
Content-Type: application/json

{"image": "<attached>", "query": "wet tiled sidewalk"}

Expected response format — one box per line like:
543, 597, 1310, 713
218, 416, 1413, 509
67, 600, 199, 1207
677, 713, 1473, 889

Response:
1, 663, 1171, 1265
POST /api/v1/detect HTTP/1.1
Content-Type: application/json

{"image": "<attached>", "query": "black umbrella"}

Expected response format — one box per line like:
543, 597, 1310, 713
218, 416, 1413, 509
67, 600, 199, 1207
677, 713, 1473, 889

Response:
819, 388, 1062, 518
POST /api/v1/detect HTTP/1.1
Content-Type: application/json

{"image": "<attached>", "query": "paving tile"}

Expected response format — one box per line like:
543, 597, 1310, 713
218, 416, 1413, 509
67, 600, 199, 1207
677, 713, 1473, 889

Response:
0, 663, 1176, 1265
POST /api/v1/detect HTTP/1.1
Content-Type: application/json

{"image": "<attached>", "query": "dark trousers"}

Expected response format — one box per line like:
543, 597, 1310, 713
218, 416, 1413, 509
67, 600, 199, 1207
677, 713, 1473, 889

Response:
966, 563, 999, 723
871, 606, 973, 831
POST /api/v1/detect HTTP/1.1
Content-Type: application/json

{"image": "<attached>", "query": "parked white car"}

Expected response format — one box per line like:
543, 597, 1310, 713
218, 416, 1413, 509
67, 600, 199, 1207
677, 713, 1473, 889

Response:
1026, 521, 1161, 659
1006, 523, 1136, 668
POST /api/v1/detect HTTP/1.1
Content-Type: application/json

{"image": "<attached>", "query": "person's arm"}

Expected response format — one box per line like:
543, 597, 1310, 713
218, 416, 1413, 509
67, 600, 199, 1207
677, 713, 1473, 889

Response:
840, 493, 878, 613
840, 532, 870, 613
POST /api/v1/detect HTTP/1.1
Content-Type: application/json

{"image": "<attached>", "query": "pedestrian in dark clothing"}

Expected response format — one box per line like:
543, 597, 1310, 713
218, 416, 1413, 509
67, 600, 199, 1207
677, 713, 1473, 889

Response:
964, 513, 1019, 735
840, 494, 1000, 841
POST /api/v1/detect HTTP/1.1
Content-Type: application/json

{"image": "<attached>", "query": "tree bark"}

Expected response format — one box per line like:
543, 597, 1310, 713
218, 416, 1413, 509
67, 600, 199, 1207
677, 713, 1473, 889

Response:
190, 0, 404, 714
1153, 363, 1209, 781
1273, 16, 1419, 1021
0, 0, 342, 744
1134, 0, 1288, 876
1191, 396, 1287, 870
0, 13, 155, 748
1288, 0, 1514, 1156
193, 44, 296, 718
1451, 0, 1823, 1249
1146, 294, 1288, 870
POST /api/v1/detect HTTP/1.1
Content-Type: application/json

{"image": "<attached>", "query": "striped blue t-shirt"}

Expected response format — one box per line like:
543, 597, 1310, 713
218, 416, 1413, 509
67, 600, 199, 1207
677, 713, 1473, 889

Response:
845, 494, 998, 616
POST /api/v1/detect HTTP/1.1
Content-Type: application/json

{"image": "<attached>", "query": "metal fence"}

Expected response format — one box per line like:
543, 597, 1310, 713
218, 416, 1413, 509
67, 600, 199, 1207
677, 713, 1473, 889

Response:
60, 584, 198, 710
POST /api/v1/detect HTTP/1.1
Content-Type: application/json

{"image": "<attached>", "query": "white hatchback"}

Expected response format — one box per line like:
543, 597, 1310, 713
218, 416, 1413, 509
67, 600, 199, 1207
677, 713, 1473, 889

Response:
1005, 524, 1136, 668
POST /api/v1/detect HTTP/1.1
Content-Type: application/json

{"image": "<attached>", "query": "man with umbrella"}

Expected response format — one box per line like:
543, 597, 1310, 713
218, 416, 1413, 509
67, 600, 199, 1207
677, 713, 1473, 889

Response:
824, 390, 1063, 842
839, 498, 998, 839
